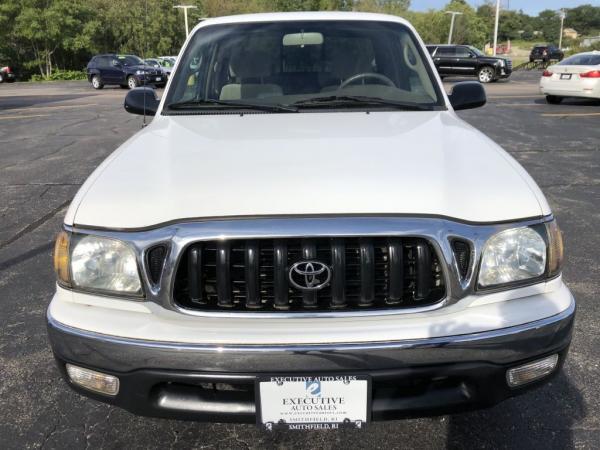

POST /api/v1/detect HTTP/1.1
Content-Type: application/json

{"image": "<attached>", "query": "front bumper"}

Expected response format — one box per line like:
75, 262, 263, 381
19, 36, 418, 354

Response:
137, 73, 165, 84
47, 300, 575, 422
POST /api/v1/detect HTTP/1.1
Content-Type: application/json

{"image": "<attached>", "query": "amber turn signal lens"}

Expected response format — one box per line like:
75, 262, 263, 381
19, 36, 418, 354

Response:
546, 220, 564, 277
53, 231, 71, 285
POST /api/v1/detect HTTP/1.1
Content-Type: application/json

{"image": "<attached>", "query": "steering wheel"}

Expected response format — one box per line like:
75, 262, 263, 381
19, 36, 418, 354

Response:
339, 72, 396, 89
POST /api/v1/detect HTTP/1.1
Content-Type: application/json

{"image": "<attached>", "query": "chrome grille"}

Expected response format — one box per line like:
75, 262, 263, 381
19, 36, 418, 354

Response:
173, 237, 445, 312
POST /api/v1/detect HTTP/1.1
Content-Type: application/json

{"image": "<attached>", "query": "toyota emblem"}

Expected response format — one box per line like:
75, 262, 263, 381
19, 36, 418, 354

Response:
289, 261, 331, 291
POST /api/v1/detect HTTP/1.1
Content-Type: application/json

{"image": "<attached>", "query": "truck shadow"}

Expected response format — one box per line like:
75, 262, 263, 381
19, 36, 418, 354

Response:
446, 371, 585, 449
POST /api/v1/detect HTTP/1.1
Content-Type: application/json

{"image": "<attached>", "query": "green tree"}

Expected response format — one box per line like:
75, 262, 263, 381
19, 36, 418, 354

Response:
437, 0, 487, 47
536, 9, 560, 44
564, 4, 600, 36
13, 0, 98, 77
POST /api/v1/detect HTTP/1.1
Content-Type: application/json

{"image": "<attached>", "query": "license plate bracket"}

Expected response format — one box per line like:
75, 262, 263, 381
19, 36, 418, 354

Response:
256, 375, 371, 430
560, 73, 572, 80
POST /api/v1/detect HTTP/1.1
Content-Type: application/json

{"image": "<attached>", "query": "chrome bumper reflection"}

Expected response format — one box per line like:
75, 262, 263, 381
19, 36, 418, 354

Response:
47, 300, 575, 373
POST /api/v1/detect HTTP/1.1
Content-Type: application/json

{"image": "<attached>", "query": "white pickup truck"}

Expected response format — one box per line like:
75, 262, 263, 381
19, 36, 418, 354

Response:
48, 12, 574, 429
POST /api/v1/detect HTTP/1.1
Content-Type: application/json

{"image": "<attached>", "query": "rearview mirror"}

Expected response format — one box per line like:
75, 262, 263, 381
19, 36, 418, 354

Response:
124, 87, 160, 116
283, 32, 324, 46
448, 81, 486, 111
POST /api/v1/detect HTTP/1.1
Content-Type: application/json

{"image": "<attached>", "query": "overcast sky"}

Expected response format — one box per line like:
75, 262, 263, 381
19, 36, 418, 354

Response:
411, 0, 599, 15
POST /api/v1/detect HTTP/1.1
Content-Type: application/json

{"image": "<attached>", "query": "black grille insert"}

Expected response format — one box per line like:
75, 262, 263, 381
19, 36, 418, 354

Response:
173, 237, 445, 312
147, 245, 167, 285
451, 240, 471, 279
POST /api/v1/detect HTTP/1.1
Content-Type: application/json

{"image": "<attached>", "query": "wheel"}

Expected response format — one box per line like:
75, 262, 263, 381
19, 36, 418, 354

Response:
127, 75, 138, 89
477, 66, 495, 83
0, 73, 4, 83
339, 72, 396, 89
91, 75, 104, 89
529, 58, 534, 63
546, 95, 563, 104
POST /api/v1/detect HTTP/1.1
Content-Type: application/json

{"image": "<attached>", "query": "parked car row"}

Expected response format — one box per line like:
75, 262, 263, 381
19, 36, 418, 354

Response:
86, 54, 177, 90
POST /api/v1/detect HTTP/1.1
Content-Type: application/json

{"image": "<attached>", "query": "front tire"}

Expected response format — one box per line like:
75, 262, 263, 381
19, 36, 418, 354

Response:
546, 95, 563, 104
127, 75, 138, 89
477, 66, 495, 83
91, 75, 103, 89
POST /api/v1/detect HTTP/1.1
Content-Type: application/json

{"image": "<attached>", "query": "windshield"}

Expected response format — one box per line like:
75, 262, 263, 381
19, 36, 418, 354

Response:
559, 53, 600, 66
118, 55, 143, 66
164, 21, 444, 113
469, 46, 485, 57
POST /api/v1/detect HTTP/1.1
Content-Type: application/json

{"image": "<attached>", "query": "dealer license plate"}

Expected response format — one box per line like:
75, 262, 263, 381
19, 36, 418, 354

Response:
257, 375, 370, 430
560, 73, 572, 80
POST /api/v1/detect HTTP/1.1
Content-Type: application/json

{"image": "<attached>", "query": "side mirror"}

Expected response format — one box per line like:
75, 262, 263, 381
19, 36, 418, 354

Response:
448, 81, 486, 111
124, 87, 160, 116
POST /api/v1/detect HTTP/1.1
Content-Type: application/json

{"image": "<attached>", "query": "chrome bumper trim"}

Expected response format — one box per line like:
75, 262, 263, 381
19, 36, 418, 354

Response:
47, 300, 575, 373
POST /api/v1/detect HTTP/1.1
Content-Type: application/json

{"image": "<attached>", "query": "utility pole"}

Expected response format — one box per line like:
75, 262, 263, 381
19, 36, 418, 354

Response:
174, 5, 198, 37
445, 11, 463, 45
492, 0, 500, 56
558, 10, 566, 49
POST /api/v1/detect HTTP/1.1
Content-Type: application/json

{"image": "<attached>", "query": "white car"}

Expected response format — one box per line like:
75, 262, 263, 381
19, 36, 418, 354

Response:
48, 12, 574, 428
540, 51, 600, 103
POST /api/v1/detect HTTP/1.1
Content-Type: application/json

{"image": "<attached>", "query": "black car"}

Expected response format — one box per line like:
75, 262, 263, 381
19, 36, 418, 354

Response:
529, 45, 564, 63
0, 65, 16, 83
426, 45, 512, 83
86, 54, 166, 90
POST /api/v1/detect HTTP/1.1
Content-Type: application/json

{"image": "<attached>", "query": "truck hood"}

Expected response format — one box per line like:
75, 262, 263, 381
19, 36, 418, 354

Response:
68, 111, 549, 229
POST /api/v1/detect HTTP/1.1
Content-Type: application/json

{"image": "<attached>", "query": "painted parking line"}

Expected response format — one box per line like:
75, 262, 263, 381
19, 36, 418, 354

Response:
0, 114, 50, 120
1, 103, 98, 113
487, 95, 543, 99
541, 112, 600, 117
494, 103, 546, 107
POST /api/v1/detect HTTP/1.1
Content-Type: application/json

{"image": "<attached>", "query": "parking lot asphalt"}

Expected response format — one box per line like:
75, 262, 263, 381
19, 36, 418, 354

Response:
1, 72, 599, 449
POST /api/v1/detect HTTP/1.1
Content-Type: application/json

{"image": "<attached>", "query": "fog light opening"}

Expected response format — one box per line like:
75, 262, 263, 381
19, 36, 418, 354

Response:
66, 364, 120, 396
506, 354, 559, 388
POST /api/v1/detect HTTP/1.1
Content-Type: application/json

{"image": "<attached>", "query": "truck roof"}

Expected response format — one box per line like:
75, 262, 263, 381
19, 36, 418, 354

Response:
192, 11, 412, 33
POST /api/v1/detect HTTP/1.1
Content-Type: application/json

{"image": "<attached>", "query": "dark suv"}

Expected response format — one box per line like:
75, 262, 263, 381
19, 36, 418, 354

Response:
86, 54, 166, 90
529, 45, 564, 63
426, 45, 512, 83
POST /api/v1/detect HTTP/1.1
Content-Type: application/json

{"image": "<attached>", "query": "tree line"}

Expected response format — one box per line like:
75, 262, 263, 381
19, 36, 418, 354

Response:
1, 0, 599, 80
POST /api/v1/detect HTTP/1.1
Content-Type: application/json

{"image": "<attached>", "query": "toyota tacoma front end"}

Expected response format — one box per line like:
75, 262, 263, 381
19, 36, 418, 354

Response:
47, 12, 574, 429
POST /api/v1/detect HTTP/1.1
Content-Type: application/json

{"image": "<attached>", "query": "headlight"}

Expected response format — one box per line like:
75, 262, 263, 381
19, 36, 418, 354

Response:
499, 59, 506, 67
67, 234, 142, 296
478, 226, 546, 288
135, 70, 145, 75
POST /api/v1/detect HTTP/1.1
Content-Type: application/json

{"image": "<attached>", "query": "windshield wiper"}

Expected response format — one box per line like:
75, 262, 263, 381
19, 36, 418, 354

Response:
168, 99, 298, 113
292, 95, 434, 110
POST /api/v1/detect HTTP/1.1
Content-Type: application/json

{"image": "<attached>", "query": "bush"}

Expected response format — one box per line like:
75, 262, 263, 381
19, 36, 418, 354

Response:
30, 70, 86, 82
